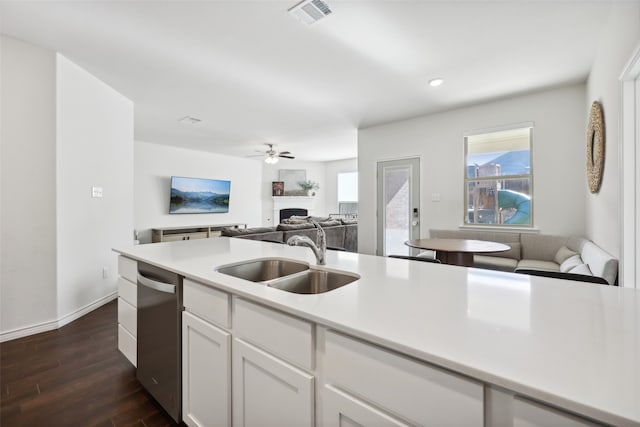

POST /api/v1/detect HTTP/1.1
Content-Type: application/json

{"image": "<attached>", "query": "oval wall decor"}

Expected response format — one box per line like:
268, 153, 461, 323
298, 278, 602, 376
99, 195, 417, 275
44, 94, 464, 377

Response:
586, 101, 605, 193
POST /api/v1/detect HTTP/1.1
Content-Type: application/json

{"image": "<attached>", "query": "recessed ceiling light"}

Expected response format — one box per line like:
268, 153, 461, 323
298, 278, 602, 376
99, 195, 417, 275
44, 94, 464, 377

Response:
429, 78, 444, 87
179, 116, 201, 125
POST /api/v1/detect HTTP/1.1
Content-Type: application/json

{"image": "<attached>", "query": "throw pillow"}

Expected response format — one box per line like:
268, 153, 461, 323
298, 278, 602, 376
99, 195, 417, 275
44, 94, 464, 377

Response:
559, 254, 582, 272
554, 245, 578, 264
569, 263, 593, 276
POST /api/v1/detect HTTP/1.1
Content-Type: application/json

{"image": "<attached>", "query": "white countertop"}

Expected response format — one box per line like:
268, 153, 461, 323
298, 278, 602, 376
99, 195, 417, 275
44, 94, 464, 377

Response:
114, 237, 640, 426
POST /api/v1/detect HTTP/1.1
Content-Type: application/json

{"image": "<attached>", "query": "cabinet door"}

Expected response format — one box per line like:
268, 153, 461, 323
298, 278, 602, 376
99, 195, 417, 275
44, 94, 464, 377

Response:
513, 397, 601, 427
233, 338, 314, 427
182, 312, 231, 427
323, 385, 410, 427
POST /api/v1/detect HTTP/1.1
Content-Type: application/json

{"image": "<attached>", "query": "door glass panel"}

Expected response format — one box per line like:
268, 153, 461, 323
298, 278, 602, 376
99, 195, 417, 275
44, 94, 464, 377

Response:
384, 167, 410, 256
377, 158, 420, 257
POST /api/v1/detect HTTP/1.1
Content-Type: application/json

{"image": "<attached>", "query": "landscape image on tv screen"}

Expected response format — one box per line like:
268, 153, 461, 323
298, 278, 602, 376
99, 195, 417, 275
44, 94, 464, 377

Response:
170, 176, 230, 214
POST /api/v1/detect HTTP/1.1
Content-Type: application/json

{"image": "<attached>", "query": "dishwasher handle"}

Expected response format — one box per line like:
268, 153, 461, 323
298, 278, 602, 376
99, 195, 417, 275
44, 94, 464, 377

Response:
138, 273, 176, 294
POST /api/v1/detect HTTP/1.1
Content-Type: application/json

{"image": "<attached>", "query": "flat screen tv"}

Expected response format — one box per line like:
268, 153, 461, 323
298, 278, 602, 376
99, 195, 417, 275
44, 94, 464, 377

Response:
169, 176, 231, 214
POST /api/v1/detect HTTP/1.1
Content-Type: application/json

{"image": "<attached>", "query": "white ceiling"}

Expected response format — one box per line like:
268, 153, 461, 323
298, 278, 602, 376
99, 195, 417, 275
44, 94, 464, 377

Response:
0, 1, 612, 161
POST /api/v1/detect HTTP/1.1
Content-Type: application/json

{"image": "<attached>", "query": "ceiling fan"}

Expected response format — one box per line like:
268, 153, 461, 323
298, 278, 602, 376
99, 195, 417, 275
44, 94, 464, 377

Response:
256, 143, 295, 164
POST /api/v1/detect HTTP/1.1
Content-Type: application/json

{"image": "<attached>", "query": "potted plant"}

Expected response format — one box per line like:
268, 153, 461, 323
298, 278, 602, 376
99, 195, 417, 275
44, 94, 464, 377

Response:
298, 180, 319, 196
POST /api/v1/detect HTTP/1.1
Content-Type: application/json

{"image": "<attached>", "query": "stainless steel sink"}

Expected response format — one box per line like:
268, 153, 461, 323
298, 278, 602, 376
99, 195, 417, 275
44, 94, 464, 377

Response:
267, 269, 360, 294
216, 258, 359, 294
216, 258, 309, 282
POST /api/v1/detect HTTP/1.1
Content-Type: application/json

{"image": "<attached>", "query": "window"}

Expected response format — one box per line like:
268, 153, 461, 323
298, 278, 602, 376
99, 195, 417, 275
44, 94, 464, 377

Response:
337, 171, 358, 217
464, 124, 532, 226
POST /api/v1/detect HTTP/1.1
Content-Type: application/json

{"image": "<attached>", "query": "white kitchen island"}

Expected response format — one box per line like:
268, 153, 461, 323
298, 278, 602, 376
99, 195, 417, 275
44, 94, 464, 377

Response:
114, 237, 640, 427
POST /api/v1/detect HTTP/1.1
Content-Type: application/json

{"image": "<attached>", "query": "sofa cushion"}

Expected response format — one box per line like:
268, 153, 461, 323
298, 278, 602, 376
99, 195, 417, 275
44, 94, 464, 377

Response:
416, 250, 436, 259
559, 254, 582, 272
520, 234, 568, 262
554, 245, 578, 264
310, 216, 332, 222
580, 241, 618, 285
322, 225, 346, 249
516, 259, 560, 272
282, 218, 310, 224
277, 223, 315, 231
569, 263, 593, 276
317, 220, 342, 228
221, 226, 276, 237
340, 219, 358, 225
473, 255, 518, 272
343, 223, 358, 252
484, 242, 521, 260
236, 231, 284, 243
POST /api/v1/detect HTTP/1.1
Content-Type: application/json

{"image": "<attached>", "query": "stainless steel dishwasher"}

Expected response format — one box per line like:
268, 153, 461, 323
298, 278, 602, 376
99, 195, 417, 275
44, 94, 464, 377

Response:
137, 261, 183, 423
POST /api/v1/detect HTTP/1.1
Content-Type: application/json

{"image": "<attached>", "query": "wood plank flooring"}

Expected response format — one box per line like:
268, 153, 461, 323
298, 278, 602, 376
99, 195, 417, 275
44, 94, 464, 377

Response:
1, 300, 184, 427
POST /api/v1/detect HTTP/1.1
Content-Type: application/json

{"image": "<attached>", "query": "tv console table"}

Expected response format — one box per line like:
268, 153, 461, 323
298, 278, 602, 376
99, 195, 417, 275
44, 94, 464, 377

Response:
151, 223, 246, 243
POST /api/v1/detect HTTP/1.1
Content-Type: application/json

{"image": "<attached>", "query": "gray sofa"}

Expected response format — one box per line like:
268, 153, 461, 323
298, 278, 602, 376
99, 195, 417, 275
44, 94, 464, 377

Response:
221, 218, 358, 252
428, 229, 618, 285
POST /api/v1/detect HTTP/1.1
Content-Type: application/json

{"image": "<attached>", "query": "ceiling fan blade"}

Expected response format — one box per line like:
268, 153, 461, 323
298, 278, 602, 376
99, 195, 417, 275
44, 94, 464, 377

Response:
279, 151, 291, 155
279, 154, 295, 159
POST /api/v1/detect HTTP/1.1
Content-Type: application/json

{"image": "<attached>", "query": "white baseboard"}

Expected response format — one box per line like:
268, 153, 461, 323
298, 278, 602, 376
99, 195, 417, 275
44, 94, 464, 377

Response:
57, 291, 118, 328
0, 291, 118, 343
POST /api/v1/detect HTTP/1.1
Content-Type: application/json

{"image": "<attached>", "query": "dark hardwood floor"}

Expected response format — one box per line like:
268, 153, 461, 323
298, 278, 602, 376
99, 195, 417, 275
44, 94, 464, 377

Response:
1, 300, 183, 427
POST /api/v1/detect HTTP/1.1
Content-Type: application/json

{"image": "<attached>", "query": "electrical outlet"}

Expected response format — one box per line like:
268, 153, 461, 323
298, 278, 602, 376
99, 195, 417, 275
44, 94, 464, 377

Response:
102, 267, 108, 279
92, 186, 103, 198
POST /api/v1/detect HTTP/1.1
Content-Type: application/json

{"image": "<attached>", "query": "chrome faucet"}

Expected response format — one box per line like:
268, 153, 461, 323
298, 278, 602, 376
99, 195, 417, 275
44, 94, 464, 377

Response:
287, 220, 326, 265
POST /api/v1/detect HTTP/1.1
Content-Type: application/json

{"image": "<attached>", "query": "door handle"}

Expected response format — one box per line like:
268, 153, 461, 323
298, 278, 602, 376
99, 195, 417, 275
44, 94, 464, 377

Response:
137, 274, 176, 294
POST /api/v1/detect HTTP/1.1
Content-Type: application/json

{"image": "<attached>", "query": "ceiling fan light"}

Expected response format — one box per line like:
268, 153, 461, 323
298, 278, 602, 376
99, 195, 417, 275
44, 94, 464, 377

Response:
265, 156, 279, 164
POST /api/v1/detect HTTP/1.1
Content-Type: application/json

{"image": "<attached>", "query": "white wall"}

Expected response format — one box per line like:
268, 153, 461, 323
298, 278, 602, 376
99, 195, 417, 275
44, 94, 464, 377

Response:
324, 158, 358, 215
1, 38, 134, 340
56, 55, 134, 323
261, 160, 327, 225
586, 2, 640, 259
358, 84, 587, 255
0, 36, 58, 335
135, 141, 263, 242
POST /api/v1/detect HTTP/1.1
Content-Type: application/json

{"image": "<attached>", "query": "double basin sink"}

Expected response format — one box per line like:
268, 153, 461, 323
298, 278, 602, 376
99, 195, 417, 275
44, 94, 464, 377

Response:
216, 258, 359, 294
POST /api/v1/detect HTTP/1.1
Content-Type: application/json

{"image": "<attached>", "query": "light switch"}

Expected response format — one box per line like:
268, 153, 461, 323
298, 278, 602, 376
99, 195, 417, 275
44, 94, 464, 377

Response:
92, 186, 103, 198
431, 193, 441, 202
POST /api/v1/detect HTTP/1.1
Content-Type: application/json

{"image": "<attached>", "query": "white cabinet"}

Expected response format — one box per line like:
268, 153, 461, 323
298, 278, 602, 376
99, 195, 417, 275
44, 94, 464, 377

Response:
182, 311, 231, 427
486, 387, 603, 427
232, 338, 314, 427
234, 297, 313, 370
323, 329, 484, 426
323, 384, 410, 427
513, 398, 601, 427
117, 256, 137, 366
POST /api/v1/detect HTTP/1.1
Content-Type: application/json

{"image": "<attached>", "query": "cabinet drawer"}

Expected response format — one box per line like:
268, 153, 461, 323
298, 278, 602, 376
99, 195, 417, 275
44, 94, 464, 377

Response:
118, 277, 137, 307
118, 324, 136, 367
183, 279, 230, 329
118, 256, 137, 283
118, 297, 136, 337
324, 330, 483, 426
234, 298, 313, 370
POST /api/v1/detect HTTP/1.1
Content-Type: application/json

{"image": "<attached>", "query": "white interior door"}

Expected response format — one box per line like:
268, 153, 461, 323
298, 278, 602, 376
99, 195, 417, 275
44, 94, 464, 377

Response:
376, 158, 420, 256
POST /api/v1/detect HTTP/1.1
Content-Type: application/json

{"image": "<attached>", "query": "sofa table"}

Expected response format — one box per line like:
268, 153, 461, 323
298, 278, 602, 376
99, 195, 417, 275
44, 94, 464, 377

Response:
405, 238, 510, 266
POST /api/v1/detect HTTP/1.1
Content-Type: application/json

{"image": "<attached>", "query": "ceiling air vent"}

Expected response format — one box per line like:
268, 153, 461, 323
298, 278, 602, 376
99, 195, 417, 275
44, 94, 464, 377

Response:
288, 0, 332, 26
